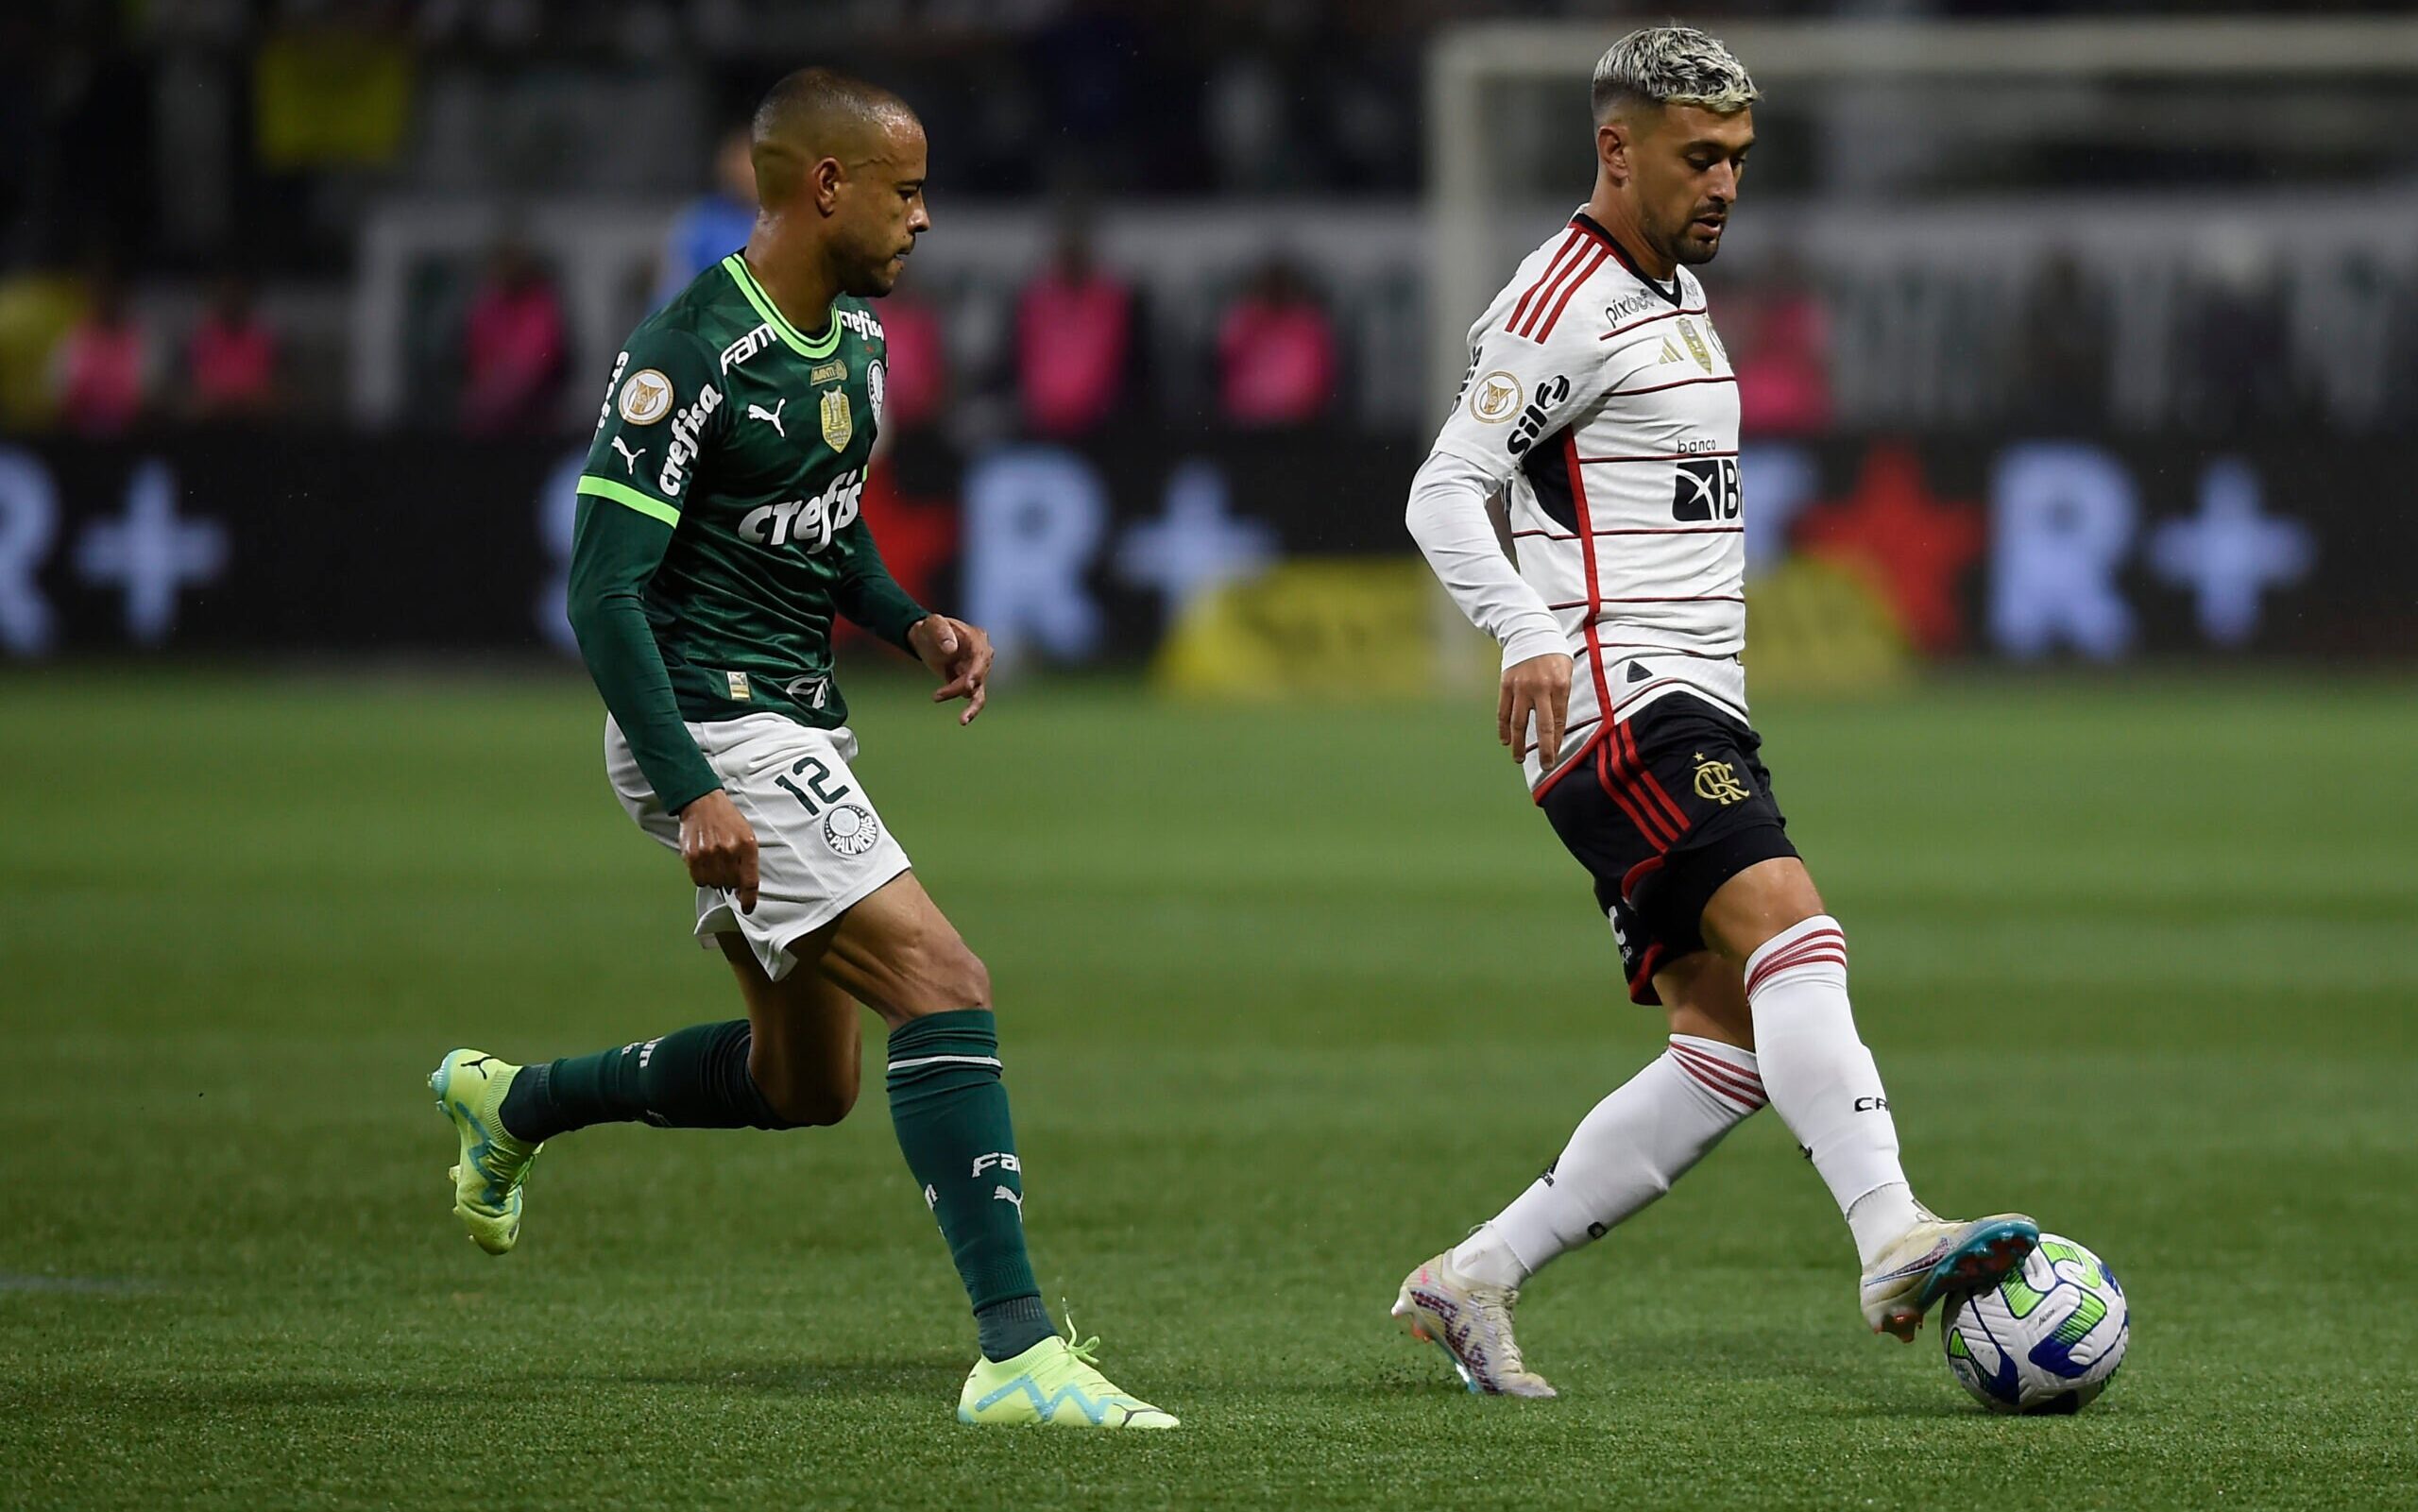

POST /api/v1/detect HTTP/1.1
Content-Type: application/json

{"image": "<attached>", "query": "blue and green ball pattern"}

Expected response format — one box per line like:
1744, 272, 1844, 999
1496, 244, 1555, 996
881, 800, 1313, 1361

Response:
1942, 1233, 2129, 1415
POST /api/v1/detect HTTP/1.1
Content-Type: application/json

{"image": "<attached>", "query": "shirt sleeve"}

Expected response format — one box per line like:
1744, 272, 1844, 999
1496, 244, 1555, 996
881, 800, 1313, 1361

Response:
566, 501, 722, 813
565, 326, 731, 813
1405, 449, 1569, 669
1407, 299, 1624, 666
574, 326, 729, 531
830, 511, 930, 654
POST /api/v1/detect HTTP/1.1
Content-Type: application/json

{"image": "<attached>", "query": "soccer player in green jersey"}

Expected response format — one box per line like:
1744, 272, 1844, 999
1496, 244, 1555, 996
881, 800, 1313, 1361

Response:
427, 68, 1173, 1430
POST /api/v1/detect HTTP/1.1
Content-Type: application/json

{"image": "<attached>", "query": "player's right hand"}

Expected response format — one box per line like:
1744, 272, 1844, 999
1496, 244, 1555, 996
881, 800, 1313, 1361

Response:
1499, 652, 1575, 765
678, 789, 759, 913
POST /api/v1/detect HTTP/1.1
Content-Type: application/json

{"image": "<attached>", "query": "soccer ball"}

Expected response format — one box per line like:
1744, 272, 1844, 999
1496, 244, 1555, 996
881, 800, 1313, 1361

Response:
1940, 1232, 2128, 1414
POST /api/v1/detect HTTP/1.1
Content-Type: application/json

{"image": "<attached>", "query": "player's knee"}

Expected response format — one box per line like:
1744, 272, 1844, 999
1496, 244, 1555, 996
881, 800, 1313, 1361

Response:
1702, 856, 1828, 960
1657, 952, 1756, 1049
954, 948, 993, 1011
922, 940, 991, 1013
885, 938, 991, 1018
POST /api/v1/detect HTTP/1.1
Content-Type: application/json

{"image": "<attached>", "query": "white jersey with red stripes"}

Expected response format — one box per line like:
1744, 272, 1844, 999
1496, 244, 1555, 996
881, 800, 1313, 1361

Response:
1427, 210, 1747, 789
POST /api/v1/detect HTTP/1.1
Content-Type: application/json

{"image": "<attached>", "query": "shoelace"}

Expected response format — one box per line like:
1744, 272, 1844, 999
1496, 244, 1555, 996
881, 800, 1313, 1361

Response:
1471, 1285, 1529, 1373
1059, 1306, 1104, 1369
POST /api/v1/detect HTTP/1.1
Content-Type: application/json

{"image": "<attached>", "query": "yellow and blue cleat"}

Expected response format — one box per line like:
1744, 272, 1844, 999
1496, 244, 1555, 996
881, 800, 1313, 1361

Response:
430, 1047, 542, 1255
957, 1317, 1178, 1429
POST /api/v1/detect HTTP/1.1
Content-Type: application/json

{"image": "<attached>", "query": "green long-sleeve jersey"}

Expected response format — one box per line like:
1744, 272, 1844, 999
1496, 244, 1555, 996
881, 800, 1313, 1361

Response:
567, 253, 928, 812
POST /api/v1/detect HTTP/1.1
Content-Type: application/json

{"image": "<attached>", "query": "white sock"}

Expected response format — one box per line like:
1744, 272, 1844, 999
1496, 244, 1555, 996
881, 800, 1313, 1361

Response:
1744, 915, 1919, 1265
1453, 1035, 1765, 1287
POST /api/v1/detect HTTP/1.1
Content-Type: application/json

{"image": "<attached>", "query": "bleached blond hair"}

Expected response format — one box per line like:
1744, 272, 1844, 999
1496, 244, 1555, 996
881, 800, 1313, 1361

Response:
1591, 25, 1759, 121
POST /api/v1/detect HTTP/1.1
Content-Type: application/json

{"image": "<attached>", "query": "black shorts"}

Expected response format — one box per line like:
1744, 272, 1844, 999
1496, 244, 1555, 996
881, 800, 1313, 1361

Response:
1536, 692, 1798, 1006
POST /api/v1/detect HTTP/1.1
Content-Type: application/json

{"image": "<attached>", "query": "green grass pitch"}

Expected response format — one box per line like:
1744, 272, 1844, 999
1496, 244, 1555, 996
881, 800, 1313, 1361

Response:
2, 671, 2412, 1510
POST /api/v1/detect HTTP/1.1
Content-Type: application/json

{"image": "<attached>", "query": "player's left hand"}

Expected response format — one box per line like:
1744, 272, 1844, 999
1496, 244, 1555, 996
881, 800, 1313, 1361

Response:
909, 614, 994, 725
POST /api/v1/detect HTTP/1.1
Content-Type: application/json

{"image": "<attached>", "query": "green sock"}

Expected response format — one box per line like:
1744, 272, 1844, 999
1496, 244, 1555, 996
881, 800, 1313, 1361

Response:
885, 1010, 1049, 1360
498, 1020, 787, 1142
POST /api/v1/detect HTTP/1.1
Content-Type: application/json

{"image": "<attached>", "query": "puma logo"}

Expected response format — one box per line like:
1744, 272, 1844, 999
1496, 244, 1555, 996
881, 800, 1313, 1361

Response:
609, 436, 644, 474
748, 399, 787, 435
993, 1185, 1023, 1216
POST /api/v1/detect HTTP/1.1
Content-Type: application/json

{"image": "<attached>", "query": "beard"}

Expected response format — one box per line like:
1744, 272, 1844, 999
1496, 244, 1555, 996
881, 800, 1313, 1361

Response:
1670, 214, 1726, 265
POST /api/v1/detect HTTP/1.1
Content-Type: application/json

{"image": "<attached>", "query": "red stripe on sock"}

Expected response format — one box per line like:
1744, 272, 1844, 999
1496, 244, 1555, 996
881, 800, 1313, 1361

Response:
1669, 1040, 1763, 1090
1745, 940, 1845, 990
1745, 944, 1848, 998
1743, 932, 1848, 996
1669, 1041, 1765, 1099
1669, 1048, 1765, 1110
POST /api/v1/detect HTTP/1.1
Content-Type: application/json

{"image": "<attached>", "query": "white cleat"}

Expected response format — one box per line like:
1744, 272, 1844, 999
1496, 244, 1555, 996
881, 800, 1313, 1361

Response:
1859, 1210, 2040, 1341
1390, 1251, 1558, 1399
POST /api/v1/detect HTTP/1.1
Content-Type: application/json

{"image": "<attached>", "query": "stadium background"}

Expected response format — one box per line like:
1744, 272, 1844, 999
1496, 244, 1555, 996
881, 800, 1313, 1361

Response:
3, 4, 2412, 1509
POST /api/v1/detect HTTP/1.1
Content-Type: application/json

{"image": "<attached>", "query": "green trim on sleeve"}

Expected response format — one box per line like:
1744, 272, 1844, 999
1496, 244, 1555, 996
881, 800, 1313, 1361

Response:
721, 254, 843, 360
576, 475, 682, 528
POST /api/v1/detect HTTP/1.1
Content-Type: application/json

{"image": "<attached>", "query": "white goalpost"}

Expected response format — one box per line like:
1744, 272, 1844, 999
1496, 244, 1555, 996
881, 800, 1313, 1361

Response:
1423, 14, 2418, 398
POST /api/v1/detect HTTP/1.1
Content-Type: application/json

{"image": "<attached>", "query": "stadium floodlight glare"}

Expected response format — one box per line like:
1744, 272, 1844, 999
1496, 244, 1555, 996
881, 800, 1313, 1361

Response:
1423, 14, 2418, 395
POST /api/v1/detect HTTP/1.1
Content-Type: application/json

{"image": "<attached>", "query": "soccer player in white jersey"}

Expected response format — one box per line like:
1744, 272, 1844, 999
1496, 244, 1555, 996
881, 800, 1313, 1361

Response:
1389, 25, 2037, 1398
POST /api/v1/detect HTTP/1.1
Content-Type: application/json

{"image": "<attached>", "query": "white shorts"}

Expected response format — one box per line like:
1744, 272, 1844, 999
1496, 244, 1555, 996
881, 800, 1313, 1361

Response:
605, 713, 912, 982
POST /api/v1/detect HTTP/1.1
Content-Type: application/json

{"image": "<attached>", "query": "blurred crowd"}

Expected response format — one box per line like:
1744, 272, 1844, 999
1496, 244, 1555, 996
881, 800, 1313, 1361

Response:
18, 227, 2418, 444
24, 266, 282, 435
5, 1, 2418, 439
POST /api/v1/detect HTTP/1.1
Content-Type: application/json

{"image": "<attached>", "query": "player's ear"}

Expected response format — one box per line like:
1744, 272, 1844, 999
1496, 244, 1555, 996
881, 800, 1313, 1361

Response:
810, 155, 846, 217
1597, 118, 1630, 186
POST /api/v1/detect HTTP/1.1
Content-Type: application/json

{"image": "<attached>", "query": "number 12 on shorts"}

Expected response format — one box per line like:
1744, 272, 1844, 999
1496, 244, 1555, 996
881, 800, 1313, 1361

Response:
774, 756, 853, 815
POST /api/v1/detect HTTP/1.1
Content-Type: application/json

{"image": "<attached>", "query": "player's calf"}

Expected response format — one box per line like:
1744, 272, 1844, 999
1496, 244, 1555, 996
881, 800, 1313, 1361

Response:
1722, 902, 2036, 1334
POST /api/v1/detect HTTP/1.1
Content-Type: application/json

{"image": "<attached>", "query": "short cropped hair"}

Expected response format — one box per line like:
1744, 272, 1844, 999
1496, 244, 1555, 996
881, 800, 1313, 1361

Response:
750, 66, 915, 201
1590, 25, 1759, 122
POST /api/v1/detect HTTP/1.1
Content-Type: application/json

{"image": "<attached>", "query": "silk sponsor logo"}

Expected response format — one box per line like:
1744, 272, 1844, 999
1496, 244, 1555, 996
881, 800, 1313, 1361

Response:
654, 383, 724, 498
736, 465, 867, 551
1505, 374, 1574, 457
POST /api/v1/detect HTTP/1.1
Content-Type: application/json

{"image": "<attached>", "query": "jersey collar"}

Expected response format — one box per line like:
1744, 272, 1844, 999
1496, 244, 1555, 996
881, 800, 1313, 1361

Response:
1570, 212, 1682, 309
722, 254, 844, 360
